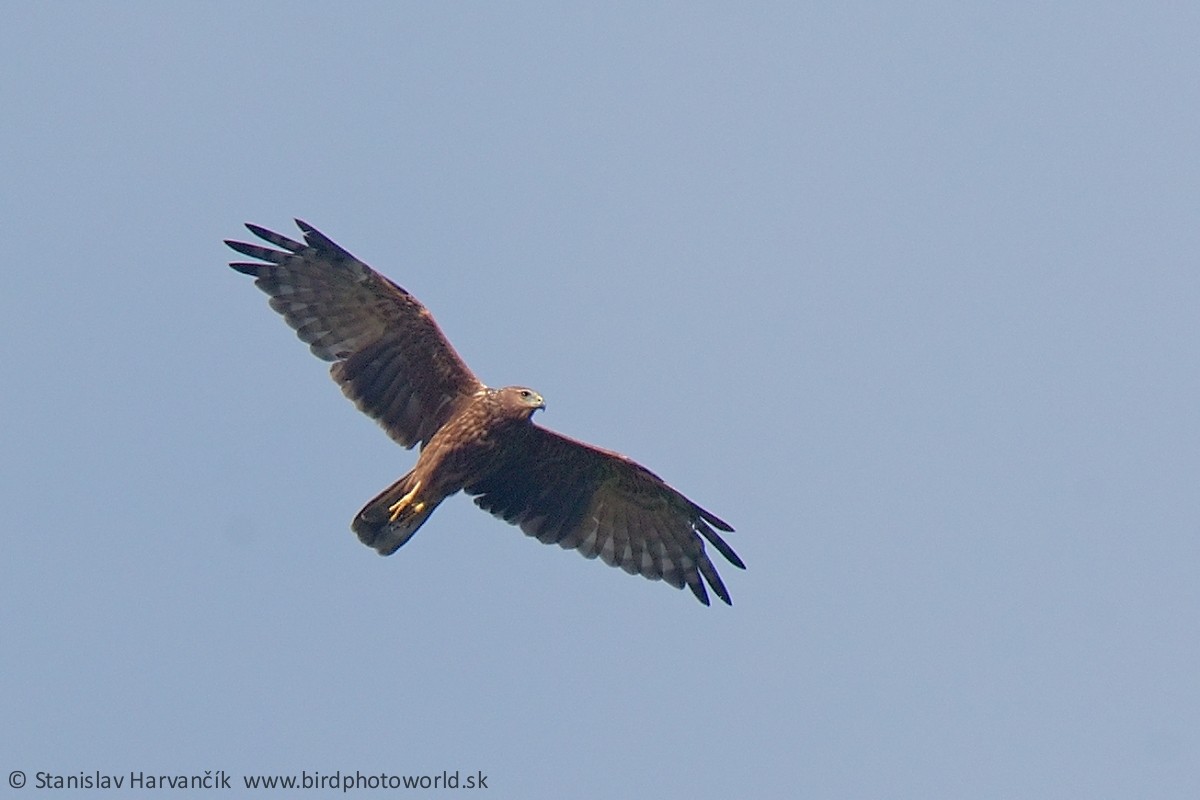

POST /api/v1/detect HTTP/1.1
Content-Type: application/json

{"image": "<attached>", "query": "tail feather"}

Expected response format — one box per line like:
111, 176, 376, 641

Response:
352, 472, 440, 555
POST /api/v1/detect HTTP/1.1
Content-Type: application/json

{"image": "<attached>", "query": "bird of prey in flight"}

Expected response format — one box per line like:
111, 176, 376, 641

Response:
227, 220, 744, 605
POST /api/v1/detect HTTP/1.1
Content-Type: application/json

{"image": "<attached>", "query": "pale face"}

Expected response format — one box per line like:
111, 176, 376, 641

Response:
498, 385, 545, 417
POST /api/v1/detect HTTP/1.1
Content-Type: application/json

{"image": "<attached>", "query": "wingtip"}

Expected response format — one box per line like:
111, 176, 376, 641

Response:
709, 576, 733, 606
700, 586, 735, 606
243, 222, 281, 242
696, 519, 744, 571
228, 261, 262, 275
703, 509, 735, 533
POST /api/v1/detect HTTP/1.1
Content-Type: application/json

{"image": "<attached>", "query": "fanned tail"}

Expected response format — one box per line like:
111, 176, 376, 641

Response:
352, 471, 440, 555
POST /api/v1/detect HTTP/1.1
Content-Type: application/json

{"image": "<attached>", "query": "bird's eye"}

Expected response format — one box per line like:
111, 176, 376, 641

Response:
520, 390, 531, 398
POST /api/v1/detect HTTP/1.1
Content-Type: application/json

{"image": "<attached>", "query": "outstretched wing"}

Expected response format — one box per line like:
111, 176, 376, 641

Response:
465, 425, 744, 605
226, 220, 484, 448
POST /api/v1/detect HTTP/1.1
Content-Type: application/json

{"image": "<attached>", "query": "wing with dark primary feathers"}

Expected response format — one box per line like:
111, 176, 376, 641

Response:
226, 220, 484, 448
465, 425, 744, 605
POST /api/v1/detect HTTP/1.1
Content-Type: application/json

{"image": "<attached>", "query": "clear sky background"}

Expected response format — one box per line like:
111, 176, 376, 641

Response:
2, 3, 1198, 798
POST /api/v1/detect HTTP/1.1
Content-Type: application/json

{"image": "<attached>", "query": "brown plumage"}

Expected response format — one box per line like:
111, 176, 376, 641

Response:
227, 220, 744, 605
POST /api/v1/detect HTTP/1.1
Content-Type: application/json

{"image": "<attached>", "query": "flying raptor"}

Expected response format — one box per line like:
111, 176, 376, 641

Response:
227, 220, 744, 605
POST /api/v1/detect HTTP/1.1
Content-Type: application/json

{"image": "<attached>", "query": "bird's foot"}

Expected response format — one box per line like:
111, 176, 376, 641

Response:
388, 482, 425, 523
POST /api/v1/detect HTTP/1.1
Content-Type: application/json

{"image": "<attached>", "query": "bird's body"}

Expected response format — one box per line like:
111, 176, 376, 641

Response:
354, 386, 544, 555
227, 220, 744, 605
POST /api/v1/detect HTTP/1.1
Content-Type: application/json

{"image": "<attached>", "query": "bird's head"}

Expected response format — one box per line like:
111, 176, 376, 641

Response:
497, 386, 545, 419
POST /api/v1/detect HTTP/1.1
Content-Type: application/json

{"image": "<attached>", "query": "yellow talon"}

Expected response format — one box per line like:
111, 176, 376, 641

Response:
387, 482, 424, 522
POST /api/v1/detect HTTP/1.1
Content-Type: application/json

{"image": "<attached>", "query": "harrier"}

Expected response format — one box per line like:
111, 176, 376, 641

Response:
227, 221, 744, 604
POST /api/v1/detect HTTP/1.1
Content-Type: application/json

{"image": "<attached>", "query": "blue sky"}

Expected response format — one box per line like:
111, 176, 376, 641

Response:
2, 3, 1198, 797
